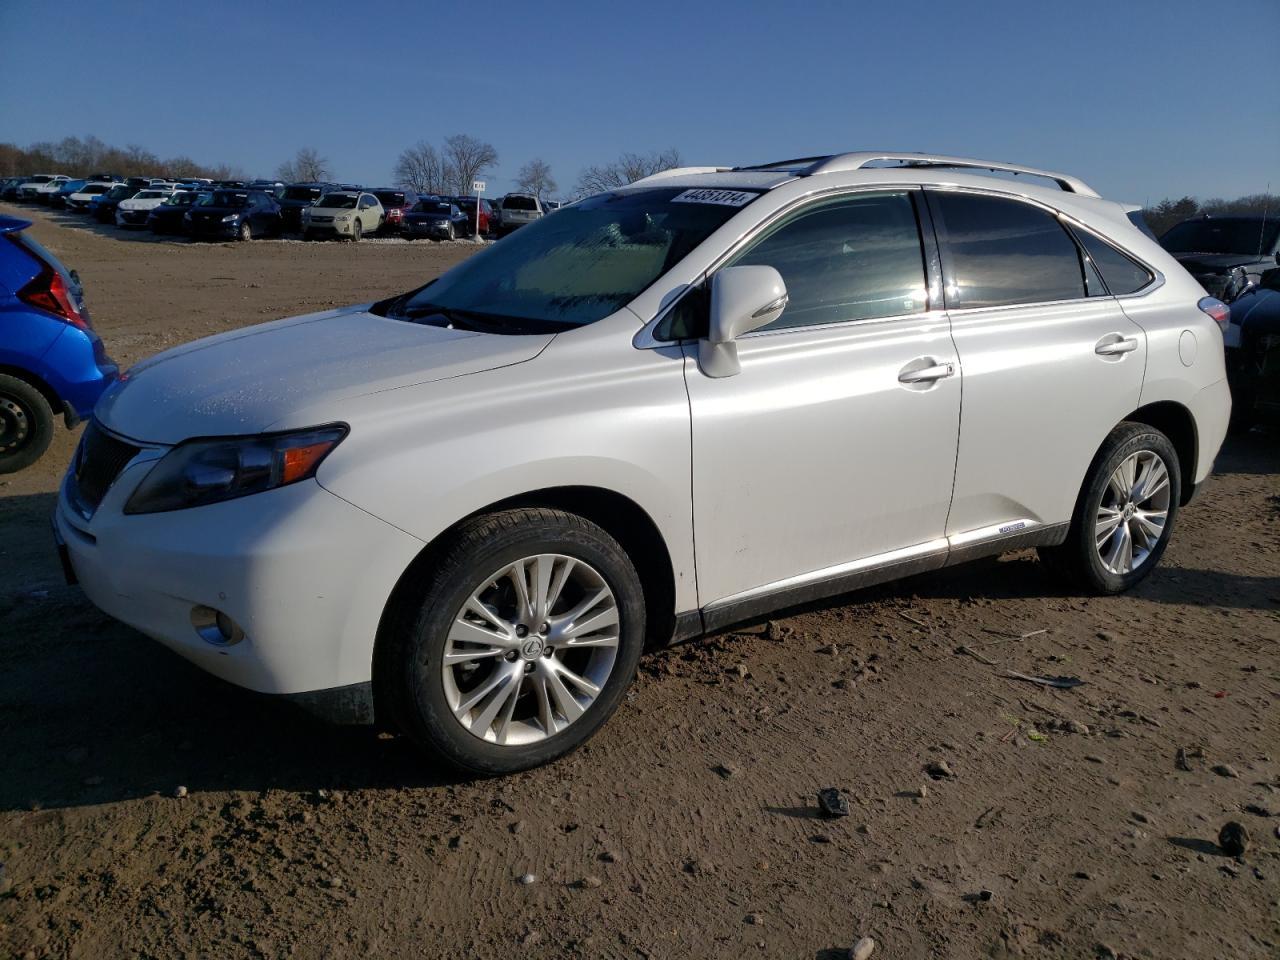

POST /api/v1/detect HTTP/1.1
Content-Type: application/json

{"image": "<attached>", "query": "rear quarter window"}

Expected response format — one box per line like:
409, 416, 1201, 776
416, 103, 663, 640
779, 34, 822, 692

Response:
1073, 229, 1154, 296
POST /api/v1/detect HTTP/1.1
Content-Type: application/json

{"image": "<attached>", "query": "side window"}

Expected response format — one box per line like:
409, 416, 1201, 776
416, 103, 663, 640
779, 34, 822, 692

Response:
731, 191, 928, 332
930, 192, 1086, 308
1073, 228, 1153, 296
656, 192, 928, 339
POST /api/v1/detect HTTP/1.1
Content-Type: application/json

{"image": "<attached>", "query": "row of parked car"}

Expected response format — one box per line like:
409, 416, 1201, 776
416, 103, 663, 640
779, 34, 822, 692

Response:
0, 173, 560, 242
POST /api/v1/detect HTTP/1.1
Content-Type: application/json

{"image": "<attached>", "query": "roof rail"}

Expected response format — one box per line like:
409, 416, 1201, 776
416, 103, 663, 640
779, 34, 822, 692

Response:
629, 166, 731, 185
800, 152, 1099, 197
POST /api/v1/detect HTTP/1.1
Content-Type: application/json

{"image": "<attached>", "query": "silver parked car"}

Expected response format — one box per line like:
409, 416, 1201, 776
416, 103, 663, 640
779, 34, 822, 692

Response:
59, 152, 1230, 775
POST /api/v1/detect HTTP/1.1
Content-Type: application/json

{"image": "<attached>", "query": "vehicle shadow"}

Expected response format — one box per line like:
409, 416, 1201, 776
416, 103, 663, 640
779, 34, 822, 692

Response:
1209, 427, 1278, 476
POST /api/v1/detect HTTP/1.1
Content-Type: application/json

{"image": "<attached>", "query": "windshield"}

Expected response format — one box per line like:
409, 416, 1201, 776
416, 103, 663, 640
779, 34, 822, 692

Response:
200, 191, 250, 208
135, 191, 166, 200
1162, 218, 1280, 256
317, 194, 358, 209
284, 186, 323, 201
83, 184, 110, 195
413, 201, 453, 215
383, 187, 758, 330
105, 186, 132, 199
374, 191, 407, 207
162, 192, 196, 207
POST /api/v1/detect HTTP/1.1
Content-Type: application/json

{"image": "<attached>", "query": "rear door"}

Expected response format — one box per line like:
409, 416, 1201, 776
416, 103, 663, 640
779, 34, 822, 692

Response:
682, 189, 961, 614
926, 189, 1148, 543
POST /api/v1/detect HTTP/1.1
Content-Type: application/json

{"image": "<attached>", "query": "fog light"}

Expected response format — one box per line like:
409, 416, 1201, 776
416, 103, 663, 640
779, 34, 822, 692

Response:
191, 605, 246, 646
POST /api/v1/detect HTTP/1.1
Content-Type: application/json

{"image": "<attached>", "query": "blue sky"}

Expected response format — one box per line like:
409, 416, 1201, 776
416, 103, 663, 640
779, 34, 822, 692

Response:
2, 0, 1276, 202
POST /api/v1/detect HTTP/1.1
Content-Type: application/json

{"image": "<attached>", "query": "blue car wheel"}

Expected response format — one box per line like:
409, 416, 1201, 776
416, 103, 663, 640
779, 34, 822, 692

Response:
0, 372, 55, 474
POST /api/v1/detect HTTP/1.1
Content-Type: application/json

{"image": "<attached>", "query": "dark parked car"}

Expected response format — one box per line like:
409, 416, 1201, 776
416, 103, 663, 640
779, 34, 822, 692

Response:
278, 182, 340, 232
371, 188, 418, 233
147, 191, 201, 234
1160, 215, 1280, 299
247, 179, 285, 199
92, 184, 143, 223
453, 196, 494, 236
0, 215, 117, 472
401, 198, 469, 240
50, 179, 87, 209
0, 178, 24, 201
1223, 267, 1280, 432
185, 189, 282, 241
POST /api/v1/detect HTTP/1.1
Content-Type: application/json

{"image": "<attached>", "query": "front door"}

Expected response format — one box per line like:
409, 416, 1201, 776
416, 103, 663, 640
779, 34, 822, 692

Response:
683, 189, 962, 615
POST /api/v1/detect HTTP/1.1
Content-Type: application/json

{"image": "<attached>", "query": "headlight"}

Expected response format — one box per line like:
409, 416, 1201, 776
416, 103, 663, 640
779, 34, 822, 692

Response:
221, 213, 240, 223
124, 426, 347, 514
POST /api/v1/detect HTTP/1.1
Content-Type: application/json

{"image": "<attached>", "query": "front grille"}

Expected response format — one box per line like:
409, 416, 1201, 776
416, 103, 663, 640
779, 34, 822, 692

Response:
72, 421, 140, 514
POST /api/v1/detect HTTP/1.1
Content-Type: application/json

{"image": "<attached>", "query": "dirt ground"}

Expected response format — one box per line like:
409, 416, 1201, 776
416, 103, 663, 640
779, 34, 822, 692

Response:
1, 203, 1277, 960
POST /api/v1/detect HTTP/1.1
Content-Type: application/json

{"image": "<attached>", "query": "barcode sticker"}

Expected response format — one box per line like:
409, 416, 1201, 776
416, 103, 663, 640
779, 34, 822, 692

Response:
670, 188, 756, 207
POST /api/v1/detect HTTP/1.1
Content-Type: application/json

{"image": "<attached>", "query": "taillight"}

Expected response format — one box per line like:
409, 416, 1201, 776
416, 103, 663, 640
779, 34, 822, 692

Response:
18, 265, 89, 330
1198, 296, 1230, 336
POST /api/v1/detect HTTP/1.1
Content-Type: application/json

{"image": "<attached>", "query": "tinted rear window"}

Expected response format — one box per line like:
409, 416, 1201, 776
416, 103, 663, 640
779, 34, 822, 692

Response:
374, 191, 407, 207
1161, 218, 1280, 256
931, 192, 1085, 308
284, 186, 323, 201
503, 195, 537, 211
1074, 230, 1153, 296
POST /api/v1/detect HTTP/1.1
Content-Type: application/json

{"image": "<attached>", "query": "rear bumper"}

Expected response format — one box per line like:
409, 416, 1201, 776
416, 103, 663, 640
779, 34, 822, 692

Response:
1189, 377, 1232, 485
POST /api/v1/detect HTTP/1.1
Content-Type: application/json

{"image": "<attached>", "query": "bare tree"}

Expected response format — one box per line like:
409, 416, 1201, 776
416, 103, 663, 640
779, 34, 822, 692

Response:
277, 146, 330, 183
515, 158, 557, 199
394, 141, 448, 195
442, 134, 498, 197
575, 148, 681, 196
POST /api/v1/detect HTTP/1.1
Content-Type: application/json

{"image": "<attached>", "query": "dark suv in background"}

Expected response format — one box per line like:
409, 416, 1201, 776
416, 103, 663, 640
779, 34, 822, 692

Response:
278, 182, 341, 233
371, 188, 418, 234
1160, 215, 1280, 299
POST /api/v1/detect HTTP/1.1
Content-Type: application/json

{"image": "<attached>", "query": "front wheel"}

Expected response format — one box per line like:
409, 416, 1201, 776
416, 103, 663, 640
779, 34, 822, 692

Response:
351, 220, 362, 242
0, 374, 56, 475
378, 508, 646, 775
1039, 422, 1181, 594
238, 221, 251, 242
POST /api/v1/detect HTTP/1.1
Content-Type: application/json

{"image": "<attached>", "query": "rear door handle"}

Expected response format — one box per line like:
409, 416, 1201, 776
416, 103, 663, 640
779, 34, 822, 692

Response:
1095, 335, 1139, 357
898, 361, 956, 384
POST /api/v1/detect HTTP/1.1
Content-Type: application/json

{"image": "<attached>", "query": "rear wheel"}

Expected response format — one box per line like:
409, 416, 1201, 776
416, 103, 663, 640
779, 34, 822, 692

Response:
0, 374, 56, 475
379, 507, 646, 775
1039, 422, 1180, 594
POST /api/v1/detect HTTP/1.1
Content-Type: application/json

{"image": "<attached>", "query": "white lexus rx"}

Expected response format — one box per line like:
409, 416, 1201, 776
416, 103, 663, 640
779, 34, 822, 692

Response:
57, 152, 1231, 773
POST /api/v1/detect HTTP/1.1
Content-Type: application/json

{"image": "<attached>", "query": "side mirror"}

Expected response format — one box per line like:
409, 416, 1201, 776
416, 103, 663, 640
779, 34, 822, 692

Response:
1221, 265, 1256, 304
698, 265, 788, 378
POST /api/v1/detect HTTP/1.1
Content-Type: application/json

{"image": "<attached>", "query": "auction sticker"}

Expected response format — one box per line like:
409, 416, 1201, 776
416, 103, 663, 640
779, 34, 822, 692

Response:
671, 188, 757, 207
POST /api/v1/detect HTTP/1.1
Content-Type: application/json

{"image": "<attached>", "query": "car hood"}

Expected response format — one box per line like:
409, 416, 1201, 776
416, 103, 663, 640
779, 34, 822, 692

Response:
1230, 287, 1280, 332
119, 197, 164, 210
95, 305, 554, 444
1170, 252, 1272, 274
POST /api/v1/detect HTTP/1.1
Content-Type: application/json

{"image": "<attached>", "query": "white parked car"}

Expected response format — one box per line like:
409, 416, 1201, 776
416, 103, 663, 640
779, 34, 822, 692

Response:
66, 182, 120, 212
495, 192, 543, 235
16, 174, 67, 200
32, 176, 72, 202
58, 152, 1231, 774
301, 191, 383, 241
115, 188, 176, 227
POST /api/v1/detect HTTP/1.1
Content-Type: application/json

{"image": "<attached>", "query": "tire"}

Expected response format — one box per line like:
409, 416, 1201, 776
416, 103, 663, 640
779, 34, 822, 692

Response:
1038, 422, 1181, 594
0, 374, 56, 475
351, 220, 362, 242
446, 223, 455, 241
302, 230, 314, 242
379, 507, 646, 775
238, 221, 251, 242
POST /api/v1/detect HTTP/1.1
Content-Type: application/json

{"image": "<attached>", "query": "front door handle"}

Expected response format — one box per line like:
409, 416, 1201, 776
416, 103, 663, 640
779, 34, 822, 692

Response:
1095, 335, 1139, 357
898, 361, 956, 384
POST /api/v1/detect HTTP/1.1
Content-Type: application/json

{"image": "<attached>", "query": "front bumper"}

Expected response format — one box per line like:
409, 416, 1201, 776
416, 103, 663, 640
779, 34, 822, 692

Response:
187, 219, 240, 238
304, 218, 357, 235
56, 453, 425, 696
404, 220, 453, 237
116, 209, 151, 226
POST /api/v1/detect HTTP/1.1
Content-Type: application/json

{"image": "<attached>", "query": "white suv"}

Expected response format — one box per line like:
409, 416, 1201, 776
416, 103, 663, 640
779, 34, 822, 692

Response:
57, 152, 1231, 774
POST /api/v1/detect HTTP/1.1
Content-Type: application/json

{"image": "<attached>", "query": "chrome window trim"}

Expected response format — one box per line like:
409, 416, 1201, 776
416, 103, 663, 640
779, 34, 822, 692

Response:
1053, 212, 1165, 300
634, 183, 936, 349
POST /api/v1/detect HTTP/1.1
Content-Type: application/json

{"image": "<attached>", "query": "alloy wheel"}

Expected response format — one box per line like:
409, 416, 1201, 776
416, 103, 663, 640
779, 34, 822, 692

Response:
1094, 450, 1171, 575
442, 554, 620, 746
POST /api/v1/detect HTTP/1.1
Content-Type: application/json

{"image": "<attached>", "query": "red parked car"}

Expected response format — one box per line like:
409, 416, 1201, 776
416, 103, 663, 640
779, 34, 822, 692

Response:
371, 188, 419, 234
453, 197, 495, 237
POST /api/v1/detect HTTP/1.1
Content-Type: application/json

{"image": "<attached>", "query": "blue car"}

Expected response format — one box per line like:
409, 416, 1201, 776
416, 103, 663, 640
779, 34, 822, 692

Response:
0, 216, 117, 472
50, 178, 88, 209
